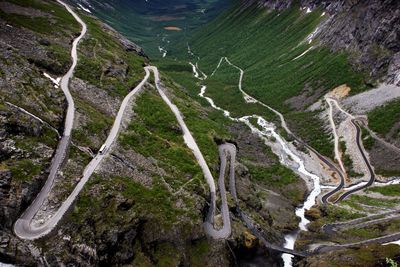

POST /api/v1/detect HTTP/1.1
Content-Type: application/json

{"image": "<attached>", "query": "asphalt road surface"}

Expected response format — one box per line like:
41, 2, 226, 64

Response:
14, 0, 88, 240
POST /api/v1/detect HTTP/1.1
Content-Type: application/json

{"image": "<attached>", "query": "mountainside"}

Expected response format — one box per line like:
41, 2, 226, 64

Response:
248, 0, 400, 84
160, 0, 400, 265
0, 1, 305, 266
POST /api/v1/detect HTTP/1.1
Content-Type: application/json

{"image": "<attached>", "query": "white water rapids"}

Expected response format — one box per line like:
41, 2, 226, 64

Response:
193, 58, 321, 266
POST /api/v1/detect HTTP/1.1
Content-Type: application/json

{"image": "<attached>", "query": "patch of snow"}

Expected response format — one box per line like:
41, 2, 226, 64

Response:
292, 46, 314, 60
0, 263, 16, 267
43, 72, 61, 88
77, 3, 91, 13
384, 240, 400, 246
306, 7, 312, 13
158, 46, 167, 58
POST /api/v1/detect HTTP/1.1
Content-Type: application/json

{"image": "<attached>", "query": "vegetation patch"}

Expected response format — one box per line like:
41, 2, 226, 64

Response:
0, 0, 79, 34
342, 195, 400, 210
120, 89, 202, 186
368, 99, 400, 139
76, 13, 145, 98
319, 204, 365, 224
9, 159, 41, 182
163, 3, 369, 158
367, 184, 400, 197
247, 162, 305, 203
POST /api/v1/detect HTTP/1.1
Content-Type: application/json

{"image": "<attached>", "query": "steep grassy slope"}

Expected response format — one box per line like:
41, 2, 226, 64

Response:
165, 2, 369, 157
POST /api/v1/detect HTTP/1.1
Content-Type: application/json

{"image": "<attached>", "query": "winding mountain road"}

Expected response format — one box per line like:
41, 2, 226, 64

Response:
335, 119, 376, 202
12, 8, 225, 240
204, 144, 233, 239
191, 56, 400, 256
13, 3, 396, 260
323, 209, 400, 235
191, 58, 315, 256
13, 4, 226, 240
149, 66, 228, 238
210, 57, 345, 206
14, 0, 87, 240
212, 142, 307, 256
320, 97, 378, 203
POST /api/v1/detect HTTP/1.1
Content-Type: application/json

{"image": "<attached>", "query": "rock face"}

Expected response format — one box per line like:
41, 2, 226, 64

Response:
244, 0, 400, 85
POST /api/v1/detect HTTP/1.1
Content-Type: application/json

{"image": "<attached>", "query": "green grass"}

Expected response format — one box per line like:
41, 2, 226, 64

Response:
9, 159, 41, 182
185, 4, 368, 104
375, 169, 400, 178
247, 162, 305, 203
0, 0, 79, 34
153, 243, 180, 267
361, 127, 376, 150
72, 175, 188, 230
342, 195, 400, 210
248, 163, 297, 187
367, 184, 400, 197
75, 0, 230, 57
75, 13, 146, 97
320, 204, 365, 223
120, 89, 203, 187
341, 218, 400, 241
72, 98, 113, 148
368, 99, 400, 139
159, 73, 233, 166
287, 111, 333, 157
318, 244, 400, 267
188, 239, 211, 267
202, 63, 279, 122
341, 227, 382, 239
